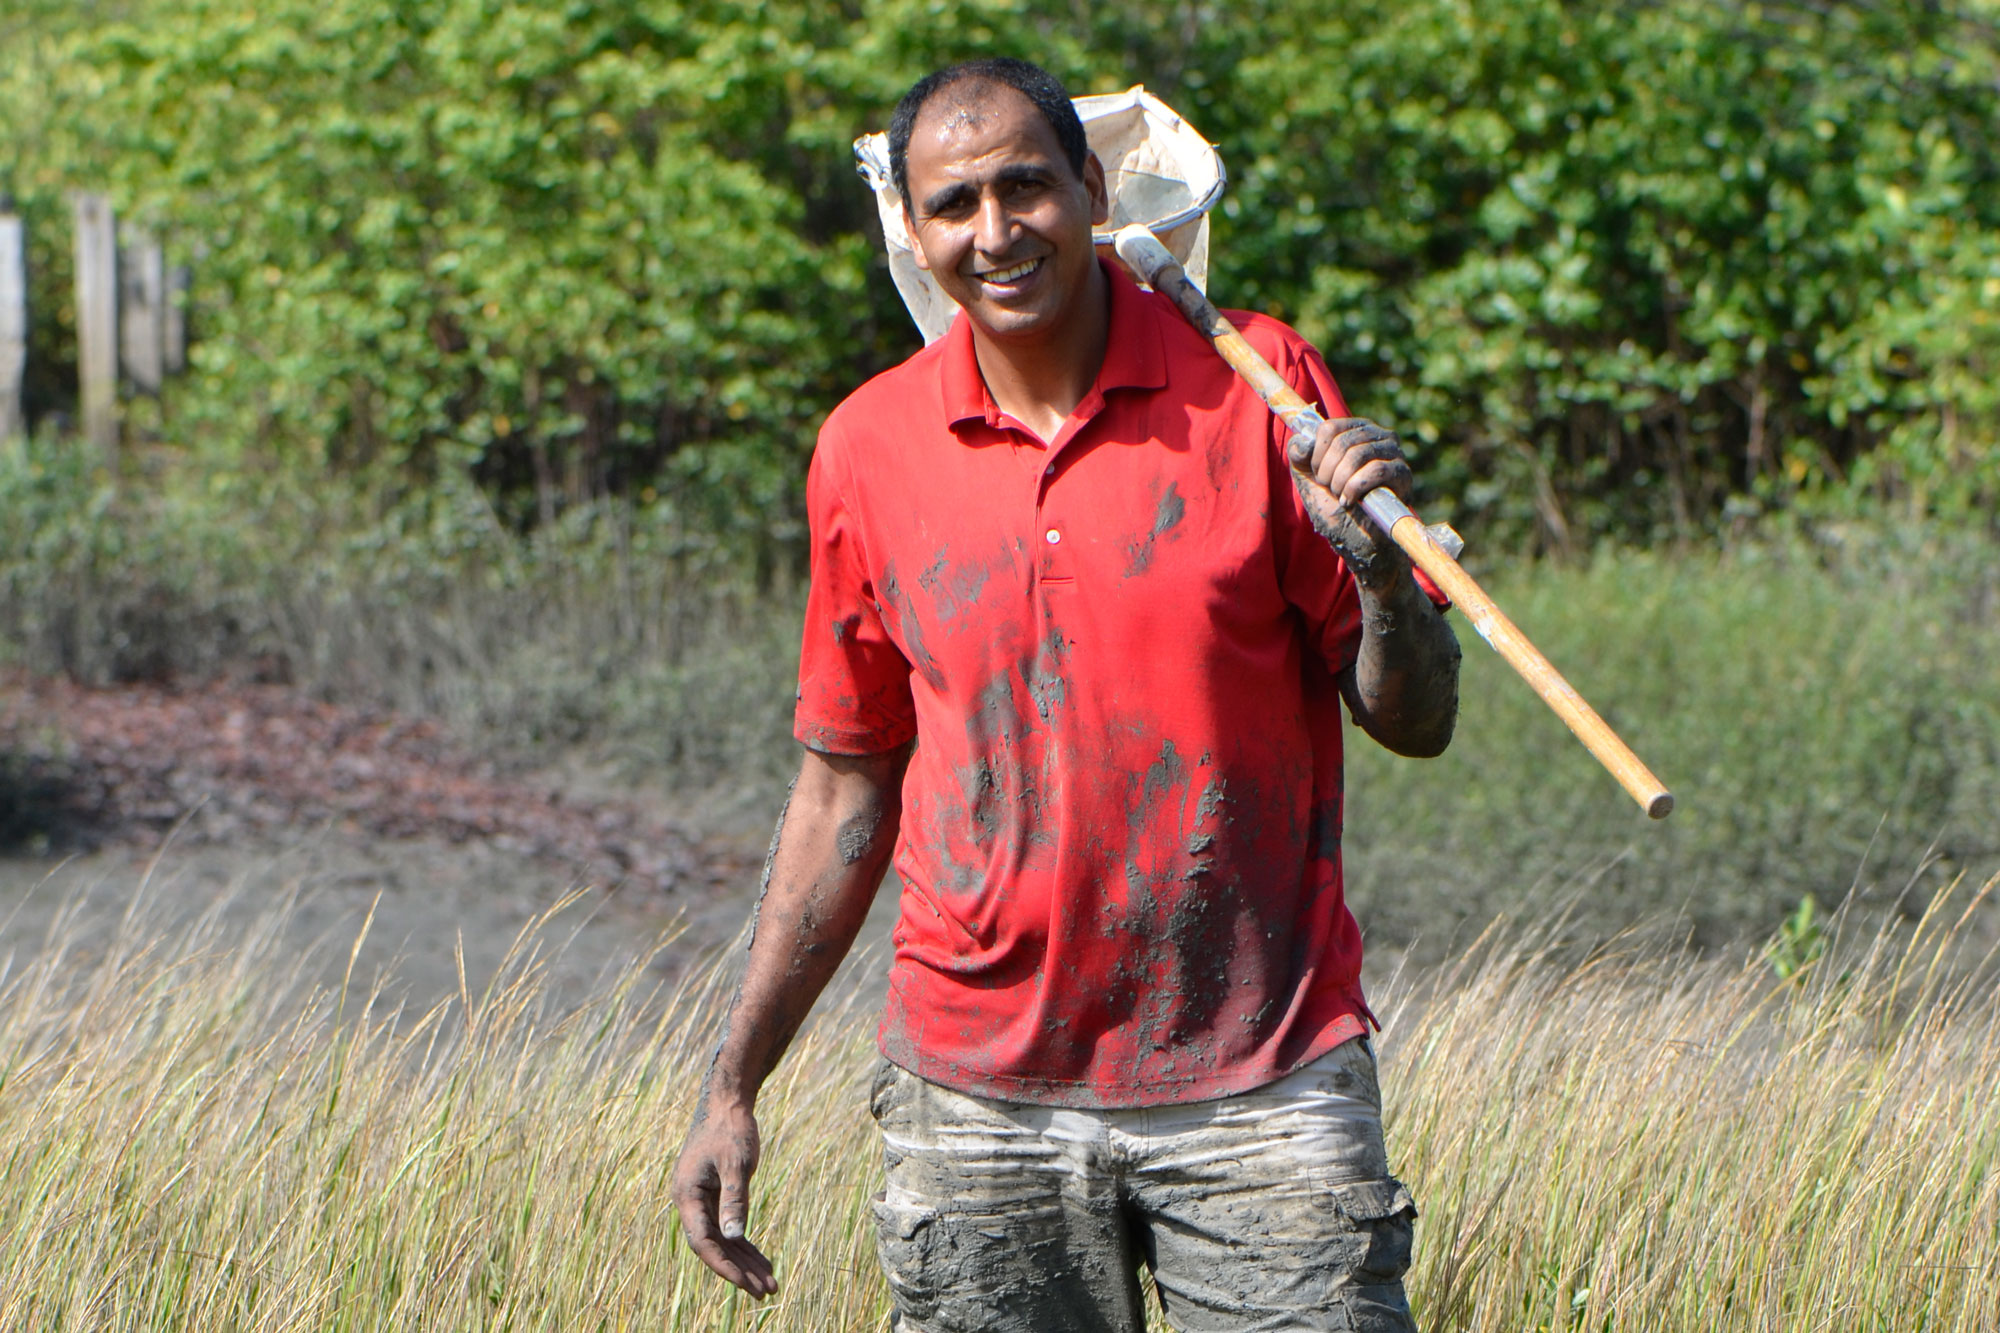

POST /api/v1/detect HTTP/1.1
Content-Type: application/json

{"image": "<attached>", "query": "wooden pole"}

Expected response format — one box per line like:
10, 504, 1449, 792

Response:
0, 212, 25, 441
72, 191, 118, 461
1113, 224, 1674, 819
163, 263, 190, 375
118, 227, 166, 394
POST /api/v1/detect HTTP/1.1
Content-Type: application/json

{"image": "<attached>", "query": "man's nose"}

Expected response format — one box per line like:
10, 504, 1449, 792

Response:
973, 193, 1018, 255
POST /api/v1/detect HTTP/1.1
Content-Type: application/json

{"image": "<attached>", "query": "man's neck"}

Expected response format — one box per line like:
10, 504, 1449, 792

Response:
969, 263, 1110, 444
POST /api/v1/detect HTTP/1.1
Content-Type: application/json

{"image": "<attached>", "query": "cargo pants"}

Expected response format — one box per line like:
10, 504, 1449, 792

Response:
869, 1036, 1420, 1332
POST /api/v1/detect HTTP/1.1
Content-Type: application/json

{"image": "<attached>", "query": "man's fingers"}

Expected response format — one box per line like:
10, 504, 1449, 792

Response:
704, 1235, 778, 1298
675, 1176, 779, 1298
688, 1232, 779, 1298
726, 1236, 778, 1295
1311, 443, 1412, 513
718, 1171, 751, 1240
1305, 417, 1388, 473
1300, 418, 1409, 507
1334, 455, 1415, 510
1288, 416, 1421, 584
671, 1103, 770, 1294
1316, 439, 1402, 490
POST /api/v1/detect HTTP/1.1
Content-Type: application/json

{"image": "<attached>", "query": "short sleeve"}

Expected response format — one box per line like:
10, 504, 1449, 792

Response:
793, 427, 919, 755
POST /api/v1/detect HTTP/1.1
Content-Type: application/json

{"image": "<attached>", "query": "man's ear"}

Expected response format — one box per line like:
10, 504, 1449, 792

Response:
1084, 151, 1110, 228
901, 202, 931, 272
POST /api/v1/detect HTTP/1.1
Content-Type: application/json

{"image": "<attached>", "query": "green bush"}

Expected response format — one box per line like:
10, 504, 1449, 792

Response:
5, 0, 1998, 554
1207, 0, 2000, 546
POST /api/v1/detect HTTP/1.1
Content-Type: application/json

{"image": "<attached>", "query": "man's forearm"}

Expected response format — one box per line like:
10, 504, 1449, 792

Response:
701, 747, 907, 1112
1347, 565, 1461, 758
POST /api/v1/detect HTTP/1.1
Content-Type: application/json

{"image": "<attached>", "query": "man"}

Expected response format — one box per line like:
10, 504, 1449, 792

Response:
671, 57, 1461, 1333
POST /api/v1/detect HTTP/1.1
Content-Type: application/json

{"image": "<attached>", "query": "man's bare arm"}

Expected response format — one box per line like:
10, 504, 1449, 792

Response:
1292, 417, 1462, 758
1339, 561, 1462, 757
670, 743, 909, 1298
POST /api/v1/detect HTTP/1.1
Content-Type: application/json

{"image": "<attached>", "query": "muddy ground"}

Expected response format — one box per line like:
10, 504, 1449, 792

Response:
0, 675, 902, 1016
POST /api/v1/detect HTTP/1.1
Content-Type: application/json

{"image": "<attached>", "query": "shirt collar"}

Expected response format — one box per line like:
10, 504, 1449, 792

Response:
939, 257, 1168, 430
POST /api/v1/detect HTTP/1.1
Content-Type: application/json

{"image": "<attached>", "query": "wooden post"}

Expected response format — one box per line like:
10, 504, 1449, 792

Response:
164, 263, 190, 375
119, 228, 166, 394
72, 191, 118, 460
0, 213, 25, 441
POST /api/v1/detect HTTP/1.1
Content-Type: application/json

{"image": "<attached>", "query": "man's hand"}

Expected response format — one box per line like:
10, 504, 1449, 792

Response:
672, 1093, 777, 1297
1289, 415, 1461, 758
1288, 416, 1415, 591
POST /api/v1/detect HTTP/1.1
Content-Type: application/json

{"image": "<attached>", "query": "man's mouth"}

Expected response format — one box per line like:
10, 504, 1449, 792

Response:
975, 258, 1043, 286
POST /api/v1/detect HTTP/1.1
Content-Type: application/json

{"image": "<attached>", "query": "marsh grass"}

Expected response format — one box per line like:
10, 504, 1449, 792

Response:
0, 870, 883, 1330
1380, 873, 2000, 1331
0, 864, 1994, 1330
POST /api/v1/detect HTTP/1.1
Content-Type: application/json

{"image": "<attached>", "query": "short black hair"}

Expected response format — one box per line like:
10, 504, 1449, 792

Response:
888, 58, 1088, 212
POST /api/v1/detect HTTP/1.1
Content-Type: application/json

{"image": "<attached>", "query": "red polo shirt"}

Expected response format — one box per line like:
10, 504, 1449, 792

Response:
797, 259, 1393, 1108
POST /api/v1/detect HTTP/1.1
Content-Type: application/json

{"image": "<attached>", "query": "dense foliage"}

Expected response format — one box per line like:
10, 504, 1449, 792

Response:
4, 0, 1998, 554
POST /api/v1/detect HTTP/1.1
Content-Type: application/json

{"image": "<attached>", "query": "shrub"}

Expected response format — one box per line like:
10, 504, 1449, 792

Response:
5, 0, 1998, 552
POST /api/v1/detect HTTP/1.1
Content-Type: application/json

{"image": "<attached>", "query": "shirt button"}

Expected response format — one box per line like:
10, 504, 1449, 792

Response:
1045, 462, 1056, 476
1045, 528, 1062, 545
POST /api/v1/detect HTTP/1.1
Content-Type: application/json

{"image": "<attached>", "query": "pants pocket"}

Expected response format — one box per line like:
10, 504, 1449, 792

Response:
871, 1192, 941, 1322
1327, 1177, 1418, 1285
869, 1057, 902, 1122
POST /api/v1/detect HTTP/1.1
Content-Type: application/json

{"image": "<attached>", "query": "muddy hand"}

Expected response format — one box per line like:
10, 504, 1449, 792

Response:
671, 1098, 777, 1297
1289, 416, 1416, 591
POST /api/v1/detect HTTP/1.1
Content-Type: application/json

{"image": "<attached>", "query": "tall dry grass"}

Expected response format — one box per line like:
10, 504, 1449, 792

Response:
0, 866, 1993, 1330
0, 872, 882, 1330
1379, 877, 2000, 1331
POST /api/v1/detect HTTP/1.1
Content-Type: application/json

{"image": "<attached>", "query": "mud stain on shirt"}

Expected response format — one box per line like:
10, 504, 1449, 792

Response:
1125, 481, 1187, 577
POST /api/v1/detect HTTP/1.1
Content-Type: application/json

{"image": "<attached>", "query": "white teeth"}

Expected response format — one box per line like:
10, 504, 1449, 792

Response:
982, 259, 1040, 283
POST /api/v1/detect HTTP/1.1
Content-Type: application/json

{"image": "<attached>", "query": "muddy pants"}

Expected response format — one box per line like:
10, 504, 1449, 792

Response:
869, 1037, 1419, 1333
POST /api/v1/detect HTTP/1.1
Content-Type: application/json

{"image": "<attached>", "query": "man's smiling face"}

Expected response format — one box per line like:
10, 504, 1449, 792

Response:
901, 82, 1109, 346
